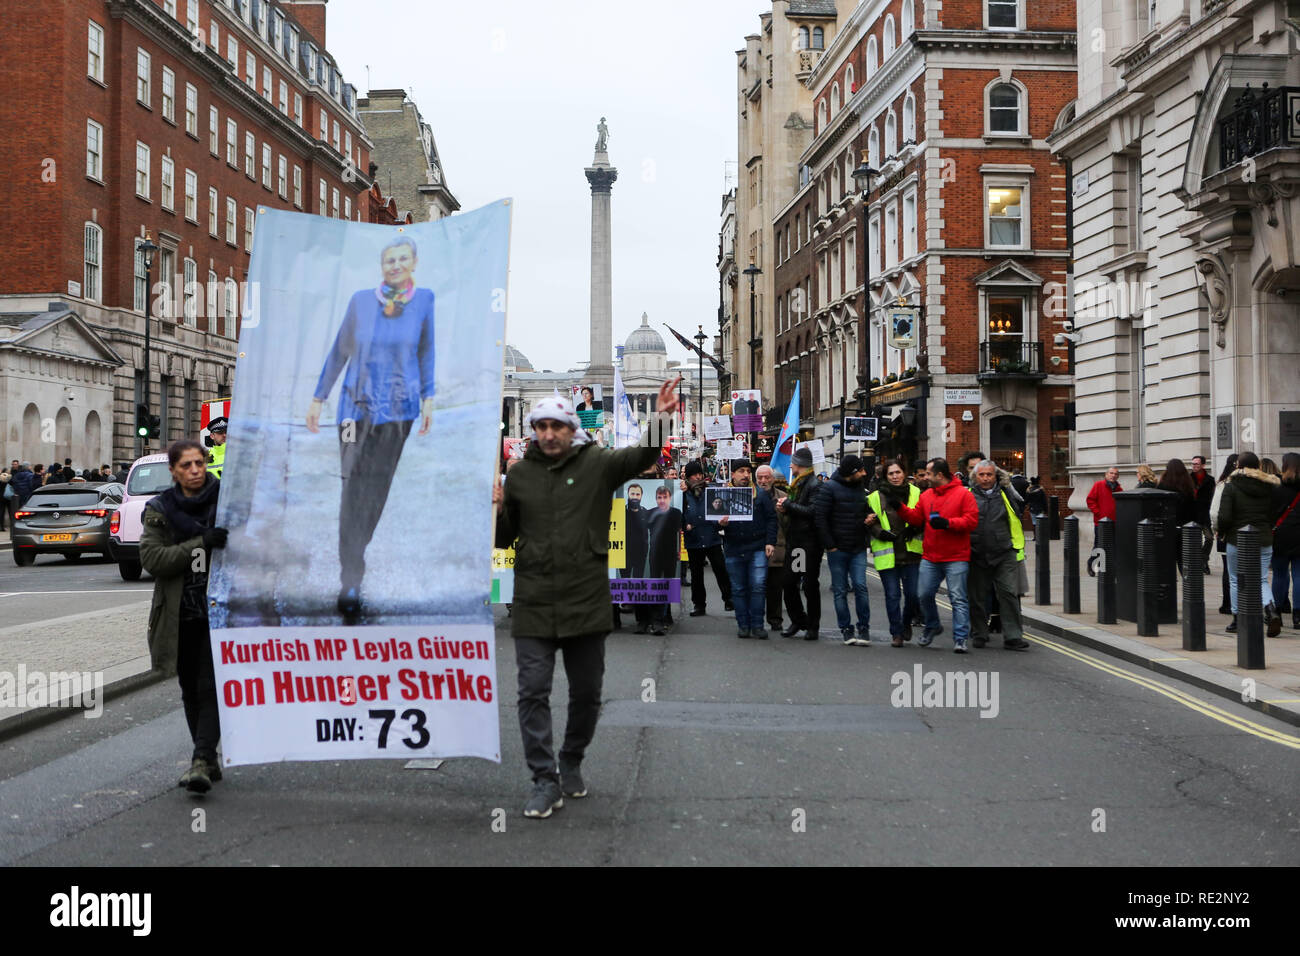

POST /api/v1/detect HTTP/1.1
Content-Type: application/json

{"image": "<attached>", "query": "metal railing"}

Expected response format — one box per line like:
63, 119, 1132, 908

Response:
1219, 84, 1298, 169
979, 340, 1045, 377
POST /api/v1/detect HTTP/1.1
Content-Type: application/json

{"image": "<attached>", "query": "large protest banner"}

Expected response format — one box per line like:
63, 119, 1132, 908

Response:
208, 202, 511, 766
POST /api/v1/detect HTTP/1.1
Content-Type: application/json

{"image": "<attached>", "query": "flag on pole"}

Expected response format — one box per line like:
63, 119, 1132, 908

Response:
664, 323, 726, 375
768, 381, 801, 480
614, 364, 640, 448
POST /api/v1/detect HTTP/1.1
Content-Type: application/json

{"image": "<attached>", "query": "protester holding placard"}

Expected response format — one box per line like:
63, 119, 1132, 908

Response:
493, 379, 679, 819
683, 460, 733, 616
777, 445, 823, 639
719, 458, 777, 639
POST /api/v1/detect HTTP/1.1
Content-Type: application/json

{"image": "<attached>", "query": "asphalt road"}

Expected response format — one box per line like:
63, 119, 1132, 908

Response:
0, 549, 153, 623
2, 569, 1298, 866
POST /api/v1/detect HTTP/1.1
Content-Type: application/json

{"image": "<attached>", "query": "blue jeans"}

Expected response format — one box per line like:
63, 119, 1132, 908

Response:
1271, 550, 1299, 610
1227, 543, 1274, 613
725, 549, 768, 629
879, 562, 920, 637
827, 549, 870, 634
918, 559, 970, 643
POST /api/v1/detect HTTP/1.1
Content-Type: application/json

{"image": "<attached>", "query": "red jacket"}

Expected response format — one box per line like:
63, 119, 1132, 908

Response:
899, 475, 979, 562
1086, 479, 1121, 522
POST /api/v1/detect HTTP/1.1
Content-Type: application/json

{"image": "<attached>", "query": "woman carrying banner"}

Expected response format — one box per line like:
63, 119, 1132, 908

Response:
140, 439, 228, 793
306, 238, 435, 624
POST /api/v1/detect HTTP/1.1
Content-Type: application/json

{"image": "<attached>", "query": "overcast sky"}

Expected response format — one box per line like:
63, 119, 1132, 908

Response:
326, 0, 769, 373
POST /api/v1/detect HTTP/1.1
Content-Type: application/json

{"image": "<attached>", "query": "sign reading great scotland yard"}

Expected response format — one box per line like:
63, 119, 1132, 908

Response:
207, 203, 512, 766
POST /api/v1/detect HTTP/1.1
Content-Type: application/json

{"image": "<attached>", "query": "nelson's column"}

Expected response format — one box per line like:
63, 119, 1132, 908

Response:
585, 117, 618, 394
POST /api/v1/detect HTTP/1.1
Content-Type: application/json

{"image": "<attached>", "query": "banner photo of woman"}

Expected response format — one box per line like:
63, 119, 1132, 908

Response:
207, 202, 511, 767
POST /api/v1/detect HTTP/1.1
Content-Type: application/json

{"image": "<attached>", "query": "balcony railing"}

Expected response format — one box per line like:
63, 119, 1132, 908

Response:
978, 341, 1046, 381
1218, 84, 1299, 170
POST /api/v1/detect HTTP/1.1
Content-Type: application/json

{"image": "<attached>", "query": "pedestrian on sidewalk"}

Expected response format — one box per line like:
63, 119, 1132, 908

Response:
1270, 453, 1300, 629
1215, 451, 1283, 637
755, 465, 789, 633
899, 458, 980, 653
720, 458, 778, 639
967, 461, 1030, 651
1086, 467, 1122, 533
1190, 455, 1215, 571
1211, 454, 1239, 614
867, 459, 923, 647
1136, 464, 1158, 489
777, 445, 823, 640
814, 454, 873, 646
682, 459, 733, 617
139, 439, 228, 794
1158, 459, 1198, 575
492, 379, 679, 820
1024, 476, 1049, 540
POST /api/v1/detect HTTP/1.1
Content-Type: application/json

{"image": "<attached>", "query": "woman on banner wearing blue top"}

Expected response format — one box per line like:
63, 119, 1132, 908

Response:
306, 237, 435, 623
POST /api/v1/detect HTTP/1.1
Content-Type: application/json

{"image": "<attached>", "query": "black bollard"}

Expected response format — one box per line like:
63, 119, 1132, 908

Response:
1035, 512, 1051, 605
1097, 518, 1117, 625
1063, 515, 1081, 614
1136, 519, 1159, 636
1181, 522, 1206, 651
1236, 525, 1266, 669
1049, 496, 1061, 539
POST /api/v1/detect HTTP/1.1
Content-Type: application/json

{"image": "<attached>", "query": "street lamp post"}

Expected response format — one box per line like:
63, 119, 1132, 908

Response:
743, 261, 761, 458
138, 233, 158, 453
852, 152, 878, 464
694, 324, 707, 451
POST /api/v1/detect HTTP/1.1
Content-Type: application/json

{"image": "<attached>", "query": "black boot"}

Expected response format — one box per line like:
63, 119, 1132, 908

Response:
1266, 603, 1281, 638
1226, 615, 1237, 633
1293, 610, 1300, 630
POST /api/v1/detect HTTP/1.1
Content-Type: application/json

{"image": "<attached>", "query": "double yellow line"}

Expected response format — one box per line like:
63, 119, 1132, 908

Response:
898, 574, 1300, 750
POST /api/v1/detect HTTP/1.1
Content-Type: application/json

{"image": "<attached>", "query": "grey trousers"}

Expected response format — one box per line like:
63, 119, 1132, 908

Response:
969, 552, 1024, 644
514, 633, 607, 783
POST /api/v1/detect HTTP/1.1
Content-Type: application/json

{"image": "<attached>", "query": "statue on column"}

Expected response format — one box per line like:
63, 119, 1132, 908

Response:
595, 117, 609, 152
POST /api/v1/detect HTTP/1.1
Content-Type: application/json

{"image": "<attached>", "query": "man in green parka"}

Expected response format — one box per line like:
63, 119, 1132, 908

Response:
493, 377, 680, 819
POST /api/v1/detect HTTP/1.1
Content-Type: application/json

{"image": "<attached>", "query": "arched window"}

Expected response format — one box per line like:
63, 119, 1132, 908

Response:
988, 81, 1024, 134
866, 37, 878, 78
884, 15, 896, 58
845, 64, 855, 94
831, 165, 840, 203
798, 26, 810, 49
812, 26, 824, 49
846, 148, 856, 193
903, 93, 917, 142
902, 0, 915, 36
83, 223, 102, 303
885, 111, 897, 157
831, 82, 840, 116
868, 125, 880, 169
818, 98, 827, 131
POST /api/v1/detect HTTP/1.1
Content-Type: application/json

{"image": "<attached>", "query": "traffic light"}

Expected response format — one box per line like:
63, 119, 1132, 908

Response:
136, 404, 160, 440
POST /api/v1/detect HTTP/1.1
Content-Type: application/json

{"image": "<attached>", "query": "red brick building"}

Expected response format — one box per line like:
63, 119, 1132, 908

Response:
0, 0, 371, 463
773, 0, 1076, 491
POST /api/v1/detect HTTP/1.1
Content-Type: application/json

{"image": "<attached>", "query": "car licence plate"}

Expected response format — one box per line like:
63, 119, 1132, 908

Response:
42, 533, 75, 542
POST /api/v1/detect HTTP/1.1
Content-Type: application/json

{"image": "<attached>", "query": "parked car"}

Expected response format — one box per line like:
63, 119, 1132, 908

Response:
11, 482, 124, 566
107, 454, 174, 581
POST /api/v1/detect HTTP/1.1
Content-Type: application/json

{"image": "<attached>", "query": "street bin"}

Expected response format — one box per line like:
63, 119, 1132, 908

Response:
1113, 488, 1179, 625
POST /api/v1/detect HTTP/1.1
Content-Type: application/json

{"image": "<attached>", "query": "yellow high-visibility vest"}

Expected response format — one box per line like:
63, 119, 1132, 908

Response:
207, 441, 225, 479
867, 485, 923, 571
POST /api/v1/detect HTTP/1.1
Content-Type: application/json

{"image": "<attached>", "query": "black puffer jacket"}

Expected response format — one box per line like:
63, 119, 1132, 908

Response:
1272, 476, 1300, 558
1216, 467, 1282, 547
814, 470, 868, 552
782, 471, 822, 549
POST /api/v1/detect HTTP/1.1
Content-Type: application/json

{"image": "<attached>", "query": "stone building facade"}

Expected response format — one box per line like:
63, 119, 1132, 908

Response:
357, 89, 460, 223
1048, 0, 1300, 518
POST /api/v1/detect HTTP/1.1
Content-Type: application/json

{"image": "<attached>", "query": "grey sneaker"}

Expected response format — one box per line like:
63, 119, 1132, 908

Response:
953, 638, 969, 654
523, 779, 564, 819
919, 624, 943, 647
560, 764, 587, 798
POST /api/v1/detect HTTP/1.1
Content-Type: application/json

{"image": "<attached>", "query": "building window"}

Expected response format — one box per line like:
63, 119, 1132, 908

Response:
262, 65, 272, 101
319, 178, 326, 215
183, 257, 197, 325
208, 187, 218, 235
224, 278, 237, 338
161, 67, 175, 122
227, 35, 237, 69
884, 15, 896, 58
988, 0, 1020, 30
831, 83, 840, 116
987, 184, 1026, 248
225, 197, 237, 244
83, 224, 102, 302
870, 215, 881, 274
885, 203, 898, 267
868, 126, 880, 169
987, 296, 1026, 345
345, 196, 352, 220
988, 82, 1023, 134
278, 79, 288, 115
88, 21, 104, 82
244, 207, 254, 251
331, 187, 339, 218
161, 155, 174, 210
184, 168, 197, 220
319, 108, 328, 141
885, 111, 897, 157
293, 165, 302, 208
133, 239, 148, 311
162, 0, 175, 16
209, 106, 219, 154
293, 92, 303, 127
903, 190, 918, 258
136, 48, 151, 105
208, 17, 218, 51
332, 120, 340, 152
244, 131, 255, 178
866, 37, 877, 77
157, 248, 174, 320
345, 130, 352, 157
261, 143, 271, 189
287, 26, 298, 65
184, 83, 197, 136
206, 270, 219, 331
135, 141, 150, 198
86, 119, 103, 180
845, 64, 855, 95
798, 26, 809, 49
245, 51, 255, 87
903, 94, 916, 142
277, 155, 287, 198
902, 0, 915, 36
1127, 152, 1144, 251
226, 118, 237, 166
812, 26, 824, 49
